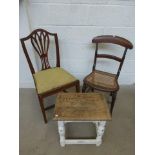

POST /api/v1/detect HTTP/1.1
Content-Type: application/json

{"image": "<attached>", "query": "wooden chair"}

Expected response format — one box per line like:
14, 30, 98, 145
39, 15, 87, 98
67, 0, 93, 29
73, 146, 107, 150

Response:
20, 29, 80, 123
82, 35, 133, 114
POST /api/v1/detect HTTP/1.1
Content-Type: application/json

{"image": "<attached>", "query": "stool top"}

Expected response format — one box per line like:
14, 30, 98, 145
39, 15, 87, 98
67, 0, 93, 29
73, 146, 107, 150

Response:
53, 93, 111, 121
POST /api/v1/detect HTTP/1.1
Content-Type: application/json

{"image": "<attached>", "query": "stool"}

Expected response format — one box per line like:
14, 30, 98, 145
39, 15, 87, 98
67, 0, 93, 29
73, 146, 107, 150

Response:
53, 93, 111, 147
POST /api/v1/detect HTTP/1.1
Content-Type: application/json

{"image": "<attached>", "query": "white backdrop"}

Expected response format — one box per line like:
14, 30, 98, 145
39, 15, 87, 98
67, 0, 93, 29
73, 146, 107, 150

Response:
19, 0, 135, 88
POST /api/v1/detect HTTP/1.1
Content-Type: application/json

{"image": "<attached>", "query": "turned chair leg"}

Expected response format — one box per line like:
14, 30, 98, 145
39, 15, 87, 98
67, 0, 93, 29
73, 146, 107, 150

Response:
38, 95, 47, 123
82, 83, 87, 92
110, 92, 117, 115
76, 81, 80, 92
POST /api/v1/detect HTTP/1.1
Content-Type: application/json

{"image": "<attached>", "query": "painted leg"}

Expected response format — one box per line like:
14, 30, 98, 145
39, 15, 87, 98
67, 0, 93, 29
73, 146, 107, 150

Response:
38, 95, 47, 123
110, 92, 117, 114
58, 121, 66, 147
96, 121, 106, 146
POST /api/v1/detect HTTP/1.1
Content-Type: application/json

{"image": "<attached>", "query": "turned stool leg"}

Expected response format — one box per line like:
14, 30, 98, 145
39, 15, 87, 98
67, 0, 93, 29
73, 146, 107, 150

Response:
58, 121, 65, 147
96, 121, 106, 146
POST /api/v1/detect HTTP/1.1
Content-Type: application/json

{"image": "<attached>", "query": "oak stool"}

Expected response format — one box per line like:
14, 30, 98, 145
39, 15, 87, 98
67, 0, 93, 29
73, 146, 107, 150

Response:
53, 93, 111, 147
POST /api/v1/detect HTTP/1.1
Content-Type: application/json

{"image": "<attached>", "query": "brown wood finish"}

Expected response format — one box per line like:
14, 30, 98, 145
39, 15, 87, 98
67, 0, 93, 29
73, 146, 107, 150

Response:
92, 35, 133, 49
96, 54, 122, 62
20, 29, 80, 123
82, 35, 133, 114
53, 93, 111, 121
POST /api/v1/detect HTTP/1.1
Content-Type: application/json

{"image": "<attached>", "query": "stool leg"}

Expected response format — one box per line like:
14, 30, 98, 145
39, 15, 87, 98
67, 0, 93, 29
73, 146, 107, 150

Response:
96, 121, 106, 146
58, 121, 65, 147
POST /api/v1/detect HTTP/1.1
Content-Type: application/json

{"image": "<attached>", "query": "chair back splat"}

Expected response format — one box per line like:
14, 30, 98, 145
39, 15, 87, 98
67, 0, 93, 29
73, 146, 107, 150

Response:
20, 28, 60, 73
92, 35, 133, 79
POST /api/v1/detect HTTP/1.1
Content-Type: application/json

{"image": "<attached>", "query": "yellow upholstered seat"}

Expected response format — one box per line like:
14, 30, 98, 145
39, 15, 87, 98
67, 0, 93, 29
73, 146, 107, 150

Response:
33, 67, 77, 94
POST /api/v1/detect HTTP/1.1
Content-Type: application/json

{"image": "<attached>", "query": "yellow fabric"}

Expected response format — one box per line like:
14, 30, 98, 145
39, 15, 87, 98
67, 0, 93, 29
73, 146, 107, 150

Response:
33, 67, 77, 94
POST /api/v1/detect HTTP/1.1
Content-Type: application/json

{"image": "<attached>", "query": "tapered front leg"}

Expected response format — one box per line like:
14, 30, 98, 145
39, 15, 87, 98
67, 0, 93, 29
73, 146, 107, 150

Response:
38, 95, 47, 123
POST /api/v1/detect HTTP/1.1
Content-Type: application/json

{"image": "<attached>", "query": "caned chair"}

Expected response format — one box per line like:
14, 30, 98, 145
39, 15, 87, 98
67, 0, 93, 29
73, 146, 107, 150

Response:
20, 29, 80, 123
82, 35, 133, 114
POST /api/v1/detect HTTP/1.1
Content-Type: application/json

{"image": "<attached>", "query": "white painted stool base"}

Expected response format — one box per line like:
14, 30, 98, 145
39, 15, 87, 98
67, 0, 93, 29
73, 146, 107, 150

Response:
58, 121, 106, 147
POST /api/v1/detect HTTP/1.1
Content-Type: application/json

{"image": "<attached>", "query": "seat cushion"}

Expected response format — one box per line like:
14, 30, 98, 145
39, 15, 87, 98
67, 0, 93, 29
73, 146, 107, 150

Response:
33, 67, 77, 94
84, 70, 119, 91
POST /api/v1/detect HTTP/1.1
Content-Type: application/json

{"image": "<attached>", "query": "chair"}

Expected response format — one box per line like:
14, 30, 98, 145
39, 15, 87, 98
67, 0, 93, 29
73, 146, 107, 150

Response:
20, 28, 80, 123
82, 35, 133, 114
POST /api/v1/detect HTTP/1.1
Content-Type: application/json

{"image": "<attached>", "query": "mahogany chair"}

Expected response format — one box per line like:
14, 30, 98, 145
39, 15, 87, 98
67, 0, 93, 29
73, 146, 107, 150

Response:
20, 29, 80, 123
82, 35, 133, 114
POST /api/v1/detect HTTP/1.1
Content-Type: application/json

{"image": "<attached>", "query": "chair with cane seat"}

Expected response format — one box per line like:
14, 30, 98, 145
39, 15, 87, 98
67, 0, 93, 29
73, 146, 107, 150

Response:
82, 35, 133, 114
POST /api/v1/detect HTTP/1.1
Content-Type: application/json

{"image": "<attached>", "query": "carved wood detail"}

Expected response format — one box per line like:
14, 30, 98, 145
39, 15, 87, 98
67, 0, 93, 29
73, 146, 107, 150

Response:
31, 30, 51, 70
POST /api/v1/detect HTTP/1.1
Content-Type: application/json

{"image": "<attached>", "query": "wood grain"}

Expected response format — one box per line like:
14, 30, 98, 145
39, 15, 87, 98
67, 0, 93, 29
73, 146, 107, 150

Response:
53, 93, 111, 121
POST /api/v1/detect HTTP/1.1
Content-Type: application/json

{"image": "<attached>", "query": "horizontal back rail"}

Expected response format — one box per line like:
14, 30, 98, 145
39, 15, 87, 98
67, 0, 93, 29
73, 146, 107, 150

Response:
96, 54, 122, 62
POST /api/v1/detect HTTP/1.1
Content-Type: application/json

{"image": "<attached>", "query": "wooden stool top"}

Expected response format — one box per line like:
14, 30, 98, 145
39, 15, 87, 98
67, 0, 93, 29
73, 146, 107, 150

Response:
53, 93, 111, 121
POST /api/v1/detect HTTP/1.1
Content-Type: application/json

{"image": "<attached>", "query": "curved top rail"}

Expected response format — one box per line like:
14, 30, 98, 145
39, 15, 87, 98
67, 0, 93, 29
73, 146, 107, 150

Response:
92, 35, 133, 49
20, 28, 56, 41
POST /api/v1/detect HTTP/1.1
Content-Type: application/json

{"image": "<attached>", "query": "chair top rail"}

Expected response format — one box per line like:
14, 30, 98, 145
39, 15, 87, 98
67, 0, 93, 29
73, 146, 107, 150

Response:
92, 35, 133, 49
20, 28, 57, 41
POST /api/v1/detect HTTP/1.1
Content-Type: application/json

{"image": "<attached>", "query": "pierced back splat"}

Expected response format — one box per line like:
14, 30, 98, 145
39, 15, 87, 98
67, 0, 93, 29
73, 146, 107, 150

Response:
31, 30, 51, 70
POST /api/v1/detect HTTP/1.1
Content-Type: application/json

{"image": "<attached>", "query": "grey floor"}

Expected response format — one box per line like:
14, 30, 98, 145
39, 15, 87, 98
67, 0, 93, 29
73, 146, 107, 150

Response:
19, 85, 134, 155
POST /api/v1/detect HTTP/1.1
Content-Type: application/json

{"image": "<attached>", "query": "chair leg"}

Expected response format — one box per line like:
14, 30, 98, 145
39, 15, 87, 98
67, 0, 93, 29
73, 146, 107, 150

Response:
110, 92, 113, 96
38, 95, 47, 123
110, 92, 117, 115
91, 88, 94, 92
82, 83, 87, 92
76, 81, 80, 92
